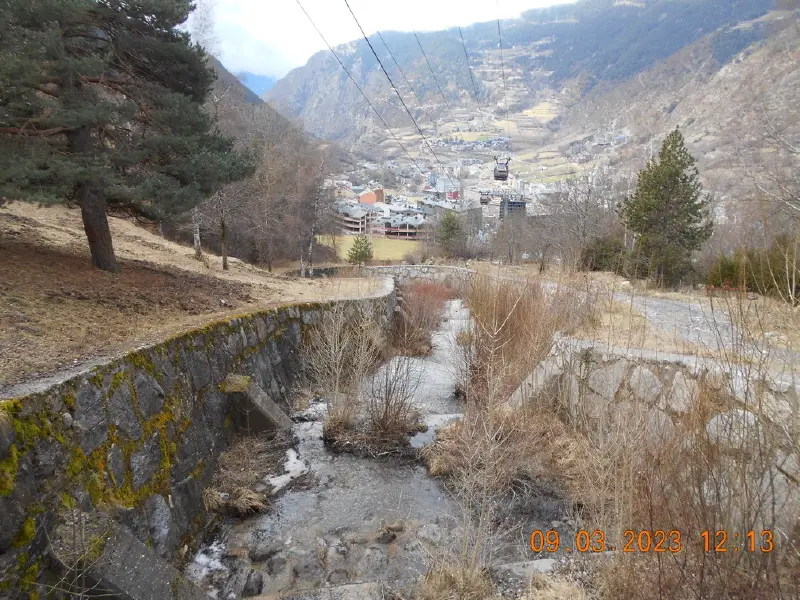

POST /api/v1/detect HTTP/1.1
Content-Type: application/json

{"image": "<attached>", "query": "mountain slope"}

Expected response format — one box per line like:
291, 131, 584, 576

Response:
265, 0, 776, 147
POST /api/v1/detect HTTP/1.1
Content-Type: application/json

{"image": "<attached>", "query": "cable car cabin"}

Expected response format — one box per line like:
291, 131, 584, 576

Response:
493, 158, 510, 181
480, 191, 490, 205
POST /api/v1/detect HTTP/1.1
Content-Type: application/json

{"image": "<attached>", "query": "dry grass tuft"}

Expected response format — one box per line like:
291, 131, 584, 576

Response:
226, 487, 268, 516
205, 432, 295, 516
523, 574, 589, 600
202, 488, 225, 513
415, 562, 496, 600
422, 402, 588, 499
203, 487, 269, 517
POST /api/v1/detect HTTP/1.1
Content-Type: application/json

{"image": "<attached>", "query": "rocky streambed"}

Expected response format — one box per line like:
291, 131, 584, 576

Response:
187, 301, 571, 598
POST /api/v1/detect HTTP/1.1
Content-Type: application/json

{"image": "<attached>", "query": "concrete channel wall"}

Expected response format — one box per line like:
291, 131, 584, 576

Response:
0, 279, 396, 599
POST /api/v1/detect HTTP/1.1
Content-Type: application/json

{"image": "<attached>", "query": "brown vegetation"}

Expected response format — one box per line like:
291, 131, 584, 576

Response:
204, 432, 295, 516
0, 203, 379, 390
392, 282, 452, 355
423, 272, 798, 599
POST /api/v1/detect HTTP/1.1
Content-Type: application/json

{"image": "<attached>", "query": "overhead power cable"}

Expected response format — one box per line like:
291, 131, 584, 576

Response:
294, 0, 426, 178
412, 30, 464, 141
375, 30, 435, 128
342, 0, 458, 188
458, 26, 486, 132
496, 14, 510, 140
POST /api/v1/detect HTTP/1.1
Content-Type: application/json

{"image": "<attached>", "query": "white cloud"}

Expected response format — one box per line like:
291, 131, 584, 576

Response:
202, 0, 575, 78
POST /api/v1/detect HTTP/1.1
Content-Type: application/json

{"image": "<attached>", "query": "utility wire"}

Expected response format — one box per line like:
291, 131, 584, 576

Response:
458, 26, 487, 132
412, 30, 465, 141
496, 15, 511, 140
294, 0, 426, 179
343, 0, 458, 188
375, 30, 435, 128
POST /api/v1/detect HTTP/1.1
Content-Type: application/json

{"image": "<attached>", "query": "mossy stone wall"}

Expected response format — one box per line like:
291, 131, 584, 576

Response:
0, 281, 395, 596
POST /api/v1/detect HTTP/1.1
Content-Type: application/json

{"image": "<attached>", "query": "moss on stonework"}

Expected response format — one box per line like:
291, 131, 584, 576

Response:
63, 391, 76, 411
89, 370, 105, 388
219, 375, 250, 393
108, 369, 129, 396
1, 400, 68, 496
0, 444, 20, 496
127, 351, 156, 376
13, 517, 36, 548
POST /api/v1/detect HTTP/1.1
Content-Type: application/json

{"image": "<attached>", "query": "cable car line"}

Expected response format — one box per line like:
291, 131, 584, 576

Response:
412, 30, 465, 141
496, 15, 510, 140
494, 8, 512, 184
458, 26, 487, 132
293, 0, 426, 179
375, 30, 435, 129
342, 0, 458, 188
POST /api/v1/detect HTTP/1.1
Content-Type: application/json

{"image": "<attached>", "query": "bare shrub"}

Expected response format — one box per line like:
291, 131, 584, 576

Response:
403, 252, 419, 265
366, 354, 422, 436
303, 303, 385, 435
393, 282, 451, 355
462, 275, 596, 406
558, 358, 799, 597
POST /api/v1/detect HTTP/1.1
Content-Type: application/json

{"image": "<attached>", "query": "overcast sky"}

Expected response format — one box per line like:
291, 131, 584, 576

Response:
198, 0, 574, 78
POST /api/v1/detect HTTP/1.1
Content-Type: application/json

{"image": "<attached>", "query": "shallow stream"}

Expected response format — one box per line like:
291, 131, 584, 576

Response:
187, 300, 566, 598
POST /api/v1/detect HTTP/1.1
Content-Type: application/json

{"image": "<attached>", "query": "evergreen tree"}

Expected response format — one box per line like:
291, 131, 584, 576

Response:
437, 210, 466, 257
347, 234, 373, 264
0, 0, 253, 272
621, 128, 713, 285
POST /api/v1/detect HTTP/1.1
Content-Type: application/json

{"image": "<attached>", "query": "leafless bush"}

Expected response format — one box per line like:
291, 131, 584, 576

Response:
393, 282, 451, 355
45, 510, 115, 599
366, 354, 422, 435
461, 275, 596, 406
303, 303, 385, 435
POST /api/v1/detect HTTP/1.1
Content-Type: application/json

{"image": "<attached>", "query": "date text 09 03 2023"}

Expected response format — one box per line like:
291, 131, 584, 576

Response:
529, 530, 774, 553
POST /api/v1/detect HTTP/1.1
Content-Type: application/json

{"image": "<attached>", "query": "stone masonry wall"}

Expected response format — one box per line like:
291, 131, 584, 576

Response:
358, 265, 474, 288
0, 279, 395, 596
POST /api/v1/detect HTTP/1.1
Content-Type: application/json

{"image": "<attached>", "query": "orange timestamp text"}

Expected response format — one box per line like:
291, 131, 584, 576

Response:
529, 529, 774, 554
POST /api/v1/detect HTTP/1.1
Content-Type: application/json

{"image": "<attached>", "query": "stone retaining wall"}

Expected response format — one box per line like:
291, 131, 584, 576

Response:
358, 265, 475, 287
508, 338, 799, 439
0, 279, 395, 597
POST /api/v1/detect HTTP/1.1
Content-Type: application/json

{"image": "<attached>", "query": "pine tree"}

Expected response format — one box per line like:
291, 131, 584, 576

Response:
347, 234, 373, 264
437, 210, 466, 257
0, 0, 253, 272
621, 128, 713, 285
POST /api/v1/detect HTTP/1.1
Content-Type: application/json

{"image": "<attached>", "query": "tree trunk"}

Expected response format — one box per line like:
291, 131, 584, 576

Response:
66, 123, 118, 272
192, 207, 202, 260
220, 215, 228, 271
77, 182, 118, 272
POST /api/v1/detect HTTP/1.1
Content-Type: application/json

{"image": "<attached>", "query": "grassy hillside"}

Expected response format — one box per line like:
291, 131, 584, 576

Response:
0, 203, 379, 392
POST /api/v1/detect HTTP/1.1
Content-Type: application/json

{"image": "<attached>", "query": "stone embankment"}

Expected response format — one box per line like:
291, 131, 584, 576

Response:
0, 279, 395, 599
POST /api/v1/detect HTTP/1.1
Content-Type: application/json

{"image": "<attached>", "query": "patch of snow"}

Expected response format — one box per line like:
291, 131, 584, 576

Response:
186, 540, 228, 584
267, 448, 309, 494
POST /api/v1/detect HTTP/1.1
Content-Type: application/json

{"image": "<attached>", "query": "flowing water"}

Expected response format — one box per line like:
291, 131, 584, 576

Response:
188, 301, 562, 597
